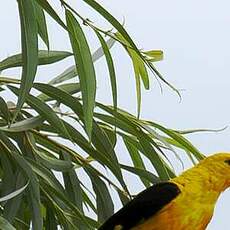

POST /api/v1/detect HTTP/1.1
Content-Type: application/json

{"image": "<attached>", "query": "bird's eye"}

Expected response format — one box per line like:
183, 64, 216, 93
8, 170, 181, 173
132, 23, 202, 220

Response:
224, 160, 230, 165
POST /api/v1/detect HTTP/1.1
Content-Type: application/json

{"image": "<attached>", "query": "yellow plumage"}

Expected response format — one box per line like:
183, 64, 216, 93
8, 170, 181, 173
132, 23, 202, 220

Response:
132, 153, 230, 230
99, 153, 230, 230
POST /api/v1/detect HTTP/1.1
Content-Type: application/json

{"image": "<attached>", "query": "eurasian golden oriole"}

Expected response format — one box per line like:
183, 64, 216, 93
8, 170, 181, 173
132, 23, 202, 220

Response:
99, 153, 230, 230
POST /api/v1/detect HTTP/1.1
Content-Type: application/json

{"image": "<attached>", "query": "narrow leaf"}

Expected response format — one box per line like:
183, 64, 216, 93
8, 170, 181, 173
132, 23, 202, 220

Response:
49, 36, 116, 85
95, 31, 117, 111
123, 137, 150, 187
0, 182, 29, 202
37, 83, 81, 102
84, 165, 114, 223
0, 116, 44, 132
143, 50, 163, 62
120, 164, 160, 184
8, 86, 70, 139
34, 2, 49, 49
147, 121, 204, 160
0, 96, 10, 124
66, 10, 96, 139
61, 152, 83, 212
0, 216, 16, 230
35, 0, 67, 30
15, 0, 38, 119
0, 50, 72, 71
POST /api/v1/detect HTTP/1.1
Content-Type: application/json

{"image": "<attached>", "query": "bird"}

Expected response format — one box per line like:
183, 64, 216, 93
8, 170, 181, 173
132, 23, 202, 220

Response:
98, 153, 230, 230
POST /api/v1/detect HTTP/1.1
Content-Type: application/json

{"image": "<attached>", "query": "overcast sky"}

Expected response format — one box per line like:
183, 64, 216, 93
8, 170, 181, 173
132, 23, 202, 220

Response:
1, 1, 230, 229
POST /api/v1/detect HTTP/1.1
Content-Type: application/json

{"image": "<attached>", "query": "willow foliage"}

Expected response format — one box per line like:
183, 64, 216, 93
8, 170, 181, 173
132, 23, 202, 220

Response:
0, 1, 203, 229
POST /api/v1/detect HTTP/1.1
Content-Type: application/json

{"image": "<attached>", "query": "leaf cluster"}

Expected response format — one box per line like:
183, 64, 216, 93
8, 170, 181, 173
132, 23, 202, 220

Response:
0, 1, 204, 229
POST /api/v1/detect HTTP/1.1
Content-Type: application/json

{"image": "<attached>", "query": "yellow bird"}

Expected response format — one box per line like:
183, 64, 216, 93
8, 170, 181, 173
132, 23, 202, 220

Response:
98, 153, 230, 230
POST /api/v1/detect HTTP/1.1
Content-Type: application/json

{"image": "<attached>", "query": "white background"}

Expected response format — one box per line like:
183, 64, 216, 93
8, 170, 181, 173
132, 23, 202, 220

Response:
1, 1, 230, 229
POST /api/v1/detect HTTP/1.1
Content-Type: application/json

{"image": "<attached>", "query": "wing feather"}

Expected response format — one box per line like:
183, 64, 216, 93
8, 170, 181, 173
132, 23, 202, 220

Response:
98, 182, 180, 230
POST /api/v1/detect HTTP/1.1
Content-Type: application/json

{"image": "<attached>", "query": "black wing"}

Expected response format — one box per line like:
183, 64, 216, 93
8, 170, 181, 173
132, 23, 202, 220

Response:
98, 182, 180, 230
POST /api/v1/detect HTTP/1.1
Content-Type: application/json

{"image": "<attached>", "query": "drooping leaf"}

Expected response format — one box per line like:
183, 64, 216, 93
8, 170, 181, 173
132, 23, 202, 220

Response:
35, 0, 67, 30
33, 83, 126, 189
61, 152, 83, 212
66, 10, 96, 139
0, 96, 10, 124
123, 137, 150, 187
83, 0, 140, 55
34, 2, 49, 49
15, 0, 38, 120
115, 33, 150, 117
84, 165, 114, 223
0, 133, 42, 230
95, 31, 117, 111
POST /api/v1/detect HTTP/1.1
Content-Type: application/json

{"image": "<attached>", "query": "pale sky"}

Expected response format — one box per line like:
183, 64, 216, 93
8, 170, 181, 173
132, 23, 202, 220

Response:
1, 1, 230, 229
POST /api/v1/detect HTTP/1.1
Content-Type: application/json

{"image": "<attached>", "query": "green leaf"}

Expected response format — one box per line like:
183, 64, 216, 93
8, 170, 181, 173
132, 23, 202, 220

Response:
15, 0, 38, 120
123, 137, 150, 187
0, 116, 44, 132
0, 133, 42, 230
10, 155, 42, 230
82, 1, 178, 96
0, 216, 16, 230
147, 121, 204, 160
27, 159, 66, 195
3, 172, 26, 223
82, 189, 97, 214
84, 165, 114, 223
61, 152, 83, 212
60, 121, 126, 191
0, 96, 10, 124
95, 104, 173, 180
0, 182, 29, 202
34, 2, 49, 49
120, 164, 160, 184
0, 50, 72, 71
91, 122, 119, 167
143, 50, 163, 62
172, 127, 227, 134
115, 33, 149, 117
66, 10, 96, 139
0, 150, 15, 197
35, 0, 67, 30
138, 59, 149, 89
133, 54, 142, 118
8, 86, 70, 139
29, 144, 74, 172
44, 205, 58, 230
137, 132, 170, 180
32, 83, 83, 121
95, 31, 117, 111
49, 36, 116, 85
83, 0, 139, 55
37, 83, 81, 102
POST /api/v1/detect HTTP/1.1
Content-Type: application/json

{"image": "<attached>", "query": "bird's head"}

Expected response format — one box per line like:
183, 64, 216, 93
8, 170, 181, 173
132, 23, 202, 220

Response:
197, 153, 230, 191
